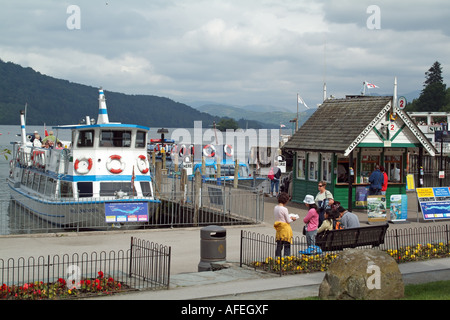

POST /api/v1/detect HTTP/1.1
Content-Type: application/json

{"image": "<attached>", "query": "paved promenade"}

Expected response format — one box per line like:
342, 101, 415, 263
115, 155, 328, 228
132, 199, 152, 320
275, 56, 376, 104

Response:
0, 191, 449, 301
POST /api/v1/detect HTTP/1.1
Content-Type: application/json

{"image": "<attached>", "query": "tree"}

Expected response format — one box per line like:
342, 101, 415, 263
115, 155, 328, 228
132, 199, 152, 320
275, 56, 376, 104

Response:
413, 61, 447, 112
216, 118, 239, 131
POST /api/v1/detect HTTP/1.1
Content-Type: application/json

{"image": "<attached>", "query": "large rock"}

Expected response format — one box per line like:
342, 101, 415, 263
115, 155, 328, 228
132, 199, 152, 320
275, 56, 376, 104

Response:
319, 249, 404, 300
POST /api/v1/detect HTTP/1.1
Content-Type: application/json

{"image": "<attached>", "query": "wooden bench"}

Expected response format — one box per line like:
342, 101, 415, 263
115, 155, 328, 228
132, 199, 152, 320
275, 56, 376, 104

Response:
315, 223, 389, 251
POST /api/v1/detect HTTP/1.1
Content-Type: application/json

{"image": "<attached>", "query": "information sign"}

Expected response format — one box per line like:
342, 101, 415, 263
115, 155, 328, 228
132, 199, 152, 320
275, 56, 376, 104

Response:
416, 187, 450, 220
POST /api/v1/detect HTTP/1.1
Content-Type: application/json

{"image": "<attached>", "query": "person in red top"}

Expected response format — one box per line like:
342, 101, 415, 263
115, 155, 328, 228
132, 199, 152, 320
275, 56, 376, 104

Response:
380, 166, 388, 195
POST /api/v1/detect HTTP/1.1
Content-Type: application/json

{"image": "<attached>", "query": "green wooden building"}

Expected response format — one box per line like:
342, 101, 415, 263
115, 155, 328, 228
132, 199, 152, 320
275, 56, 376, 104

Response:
282, 96, 437, 210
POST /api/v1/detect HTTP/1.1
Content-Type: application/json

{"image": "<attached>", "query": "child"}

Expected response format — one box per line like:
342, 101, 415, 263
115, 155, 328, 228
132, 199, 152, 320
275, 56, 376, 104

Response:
303, 194, 319, 247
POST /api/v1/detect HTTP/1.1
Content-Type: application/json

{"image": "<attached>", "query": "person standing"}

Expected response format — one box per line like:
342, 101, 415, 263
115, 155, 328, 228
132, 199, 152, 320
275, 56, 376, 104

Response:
273, 192, 296, 257
303, 195, 319, 247
269, 162, 282, 197
315, 181, 334, 227
380, 166, 388, 195
369, 165, 384, 195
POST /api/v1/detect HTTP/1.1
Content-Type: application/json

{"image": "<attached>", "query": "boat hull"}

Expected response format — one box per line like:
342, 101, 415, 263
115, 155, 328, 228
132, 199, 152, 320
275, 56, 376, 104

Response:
8, 183, 159, 230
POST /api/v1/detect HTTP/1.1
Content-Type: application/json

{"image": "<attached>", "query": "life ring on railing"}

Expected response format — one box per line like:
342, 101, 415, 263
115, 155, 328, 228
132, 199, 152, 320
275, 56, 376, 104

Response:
203, 144, 216, 157
106, 154, 125, 174
170, 144, 178, 157
189, 145, 194, 156
224, 144, 233, 157
178, 144, 187, 157
74, 157, 93, 174
390, 113, 398, 121
137, 155, 149, 174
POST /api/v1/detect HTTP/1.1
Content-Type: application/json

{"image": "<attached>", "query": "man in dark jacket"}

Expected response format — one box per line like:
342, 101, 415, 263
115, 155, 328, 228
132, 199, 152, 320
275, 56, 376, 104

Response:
369, 165, 384, 195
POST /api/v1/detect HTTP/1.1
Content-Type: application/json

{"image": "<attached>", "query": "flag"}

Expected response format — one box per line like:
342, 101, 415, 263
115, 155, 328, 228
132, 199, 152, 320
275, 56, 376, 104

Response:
44, 123, 49, 137
365, 82, 379, 89
280, 124, 286, 128
297, 94, 309, 109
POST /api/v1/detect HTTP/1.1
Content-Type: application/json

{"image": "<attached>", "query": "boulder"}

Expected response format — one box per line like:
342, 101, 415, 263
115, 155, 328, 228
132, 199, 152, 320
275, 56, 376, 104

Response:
319, 249, 404, 300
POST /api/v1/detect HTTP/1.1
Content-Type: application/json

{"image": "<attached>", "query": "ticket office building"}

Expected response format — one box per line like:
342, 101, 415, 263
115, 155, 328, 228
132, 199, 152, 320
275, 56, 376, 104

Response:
282, 96, 437, 209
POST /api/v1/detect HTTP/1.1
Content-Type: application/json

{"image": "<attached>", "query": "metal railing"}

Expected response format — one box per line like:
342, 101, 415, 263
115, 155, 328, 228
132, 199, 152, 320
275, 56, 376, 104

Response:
1, 180, 264, 235
240, 224, 450, 275
0, 237, 171, 299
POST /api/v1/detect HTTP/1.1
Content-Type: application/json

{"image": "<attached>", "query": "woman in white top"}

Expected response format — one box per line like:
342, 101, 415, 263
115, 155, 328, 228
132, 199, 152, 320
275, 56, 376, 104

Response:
274, 192, 296, 256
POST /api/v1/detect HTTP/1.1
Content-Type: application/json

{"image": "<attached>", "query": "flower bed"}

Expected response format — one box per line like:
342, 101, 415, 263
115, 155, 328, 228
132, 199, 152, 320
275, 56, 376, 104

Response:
0, 271, 127, 300
250, 242, 450, 275
387, 242, 450, 262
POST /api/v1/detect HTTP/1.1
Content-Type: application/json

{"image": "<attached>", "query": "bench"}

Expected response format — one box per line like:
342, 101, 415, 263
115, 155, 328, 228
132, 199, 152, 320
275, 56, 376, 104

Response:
315, 223, 389, 251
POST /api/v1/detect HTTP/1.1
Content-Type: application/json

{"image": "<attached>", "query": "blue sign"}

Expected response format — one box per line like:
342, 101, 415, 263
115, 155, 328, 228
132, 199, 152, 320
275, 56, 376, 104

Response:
417, 187, 450, 221
105, 202, 149, 223
390, 194, 408, 222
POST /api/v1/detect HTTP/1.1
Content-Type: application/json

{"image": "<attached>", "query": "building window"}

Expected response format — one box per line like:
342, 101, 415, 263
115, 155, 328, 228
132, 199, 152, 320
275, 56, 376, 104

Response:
321, 153, 332, 183
360, 155, 380, 184
337, 156, 357, 184
385, 155, 402, 182
297, 153, 306, 180
308, 153, 319, 181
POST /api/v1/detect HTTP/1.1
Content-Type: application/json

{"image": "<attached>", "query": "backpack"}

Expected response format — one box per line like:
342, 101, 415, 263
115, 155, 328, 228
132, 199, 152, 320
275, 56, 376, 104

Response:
268, 167, 274, 180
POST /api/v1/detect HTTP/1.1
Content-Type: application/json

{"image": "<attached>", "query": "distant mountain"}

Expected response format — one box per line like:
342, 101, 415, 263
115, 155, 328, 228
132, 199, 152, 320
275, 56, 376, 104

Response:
195, 103, 315, 128
0, 59, 267, 129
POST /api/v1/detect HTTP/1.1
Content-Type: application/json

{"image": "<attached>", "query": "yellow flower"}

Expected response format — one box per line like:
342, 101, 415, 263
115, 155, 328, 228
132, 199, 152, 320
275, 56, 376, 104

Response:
68, 289, 72, 294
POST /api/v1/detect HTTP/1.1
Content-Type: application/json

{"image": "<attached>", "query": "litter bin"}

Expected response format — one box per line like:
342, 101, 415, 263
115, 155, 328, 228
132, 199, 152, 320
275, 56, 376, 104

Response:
198, 225, 226, 272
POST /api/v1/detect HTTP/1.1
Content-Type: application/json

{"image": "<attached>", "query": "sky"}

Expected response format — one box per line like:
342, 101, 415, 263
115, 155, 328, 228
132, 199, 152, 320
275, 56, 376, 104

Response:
1, 1, 449, 112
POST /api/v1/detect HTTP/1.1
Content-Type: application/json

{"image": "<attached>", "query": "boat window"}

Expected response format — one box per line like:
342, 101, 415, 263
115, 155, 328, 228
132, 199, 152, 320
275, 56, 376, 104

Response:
32, 173, 40, 191
140, 182, 152, 197
100, 182, 132, 196
77, 130, 94, 148
27, 171, 34, 188
135, 131, 146, 148
238, 166, 249, 178
60, 181, 73, 198
21, 169, 28, 185
78, 182, 93, 198
45, 178, 56, 197
100, 130, 131, 147
39, 176, 46, 194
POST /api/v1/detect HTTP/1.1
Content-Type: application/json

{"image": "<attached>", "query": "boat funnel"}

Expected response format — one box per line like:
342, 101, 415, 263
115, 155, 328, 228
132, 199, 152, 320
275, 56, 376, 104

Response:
97, 87, 109, 124
20, 110, 27, 144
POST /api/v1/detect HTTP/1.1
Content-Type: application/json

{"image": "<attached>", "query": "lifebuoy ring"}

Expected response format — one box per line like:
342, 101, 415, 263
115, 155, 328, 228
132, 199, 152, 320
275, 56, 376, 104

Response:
170, 144, 178, 157
75, 157, 93, 174
390, 113, 398, 121
224, 144, 233, 157
179, 144, 187, 157
203, 144, 216, 157
106, 154, 125, 174
137, 155, 149, 174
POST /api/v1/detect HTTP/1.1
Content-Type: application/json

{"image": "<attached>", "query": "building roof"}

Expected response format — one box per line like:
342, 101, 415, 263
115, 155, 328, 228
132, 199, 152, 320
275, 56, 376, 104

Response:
282, 96, 437, 156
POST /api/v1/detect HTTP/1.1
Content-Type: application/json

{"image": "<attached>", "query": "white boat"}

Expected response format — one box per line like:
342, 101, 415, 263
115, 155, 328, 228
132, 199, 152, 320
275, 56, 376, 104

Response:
8, 88, 159, 230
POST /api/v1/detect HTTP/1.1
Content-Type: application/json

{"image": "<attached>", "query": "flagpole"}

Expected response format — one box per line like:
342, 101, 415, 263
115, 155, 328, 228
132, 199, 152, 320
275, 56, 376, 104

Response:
296, 93, 299, 132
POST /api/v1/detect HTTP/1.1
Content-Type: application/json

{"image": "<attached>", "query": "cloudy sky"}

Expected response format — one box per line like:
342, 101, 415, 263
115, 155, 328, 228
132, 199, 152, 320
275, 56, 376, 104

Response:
1, 1, 449, 111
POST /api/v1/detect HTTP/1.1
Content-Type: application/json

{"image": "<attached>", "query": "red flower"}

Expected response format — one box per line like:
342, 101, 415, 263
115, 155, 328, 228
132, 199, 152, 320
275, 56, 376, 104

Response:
98, 271, 104, 279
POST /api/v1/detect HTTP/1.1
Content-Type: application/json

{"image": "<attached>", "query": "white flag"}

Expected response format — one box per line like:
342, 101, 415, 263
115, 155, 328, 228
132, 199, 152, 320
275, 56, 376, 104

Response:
365, 81, 379, 89
297, 95, 309, 109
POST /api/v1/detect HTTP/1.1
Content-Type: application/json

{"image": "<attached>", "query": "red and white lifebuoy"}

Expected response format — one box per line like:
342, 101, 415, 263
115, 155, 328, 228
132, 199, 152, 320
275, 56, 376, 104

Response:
203, 144, 216, 157
106, 154, 125, 174
74, 157, 93, 174
137, 155, 149, 174
178, 144, 187, 157
224, 144, 233, 157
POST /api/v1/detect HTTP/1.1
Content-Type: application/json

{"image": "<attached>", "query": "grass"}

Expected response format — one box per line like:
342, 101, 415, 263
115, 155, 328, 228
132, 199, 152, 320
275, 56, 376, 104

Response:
402, 280, 450, 300
301, 280, 450, 300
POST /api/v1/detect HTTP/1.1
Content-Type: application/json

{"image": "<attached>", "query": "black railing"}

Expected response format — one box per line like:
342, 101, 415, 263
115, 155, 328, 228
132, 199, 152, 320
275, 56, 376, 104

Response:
240, 225, 450, 276
0, 237, 171, 299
